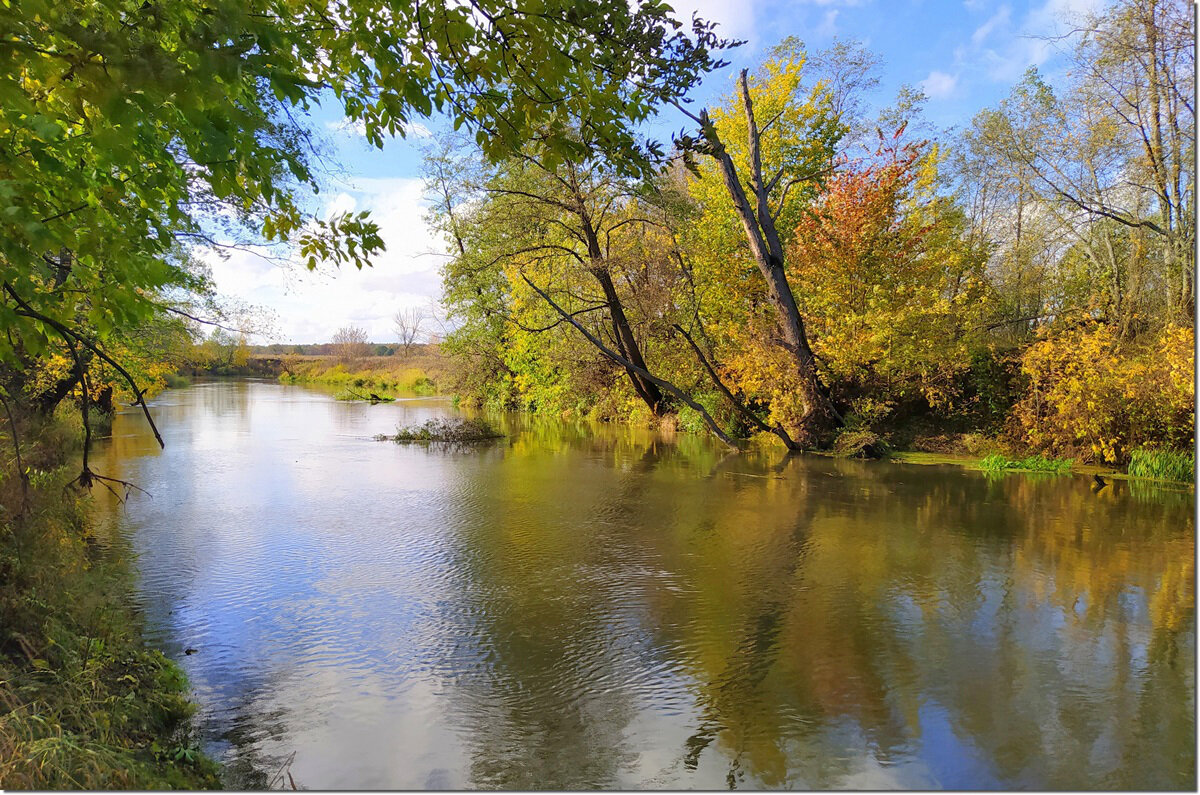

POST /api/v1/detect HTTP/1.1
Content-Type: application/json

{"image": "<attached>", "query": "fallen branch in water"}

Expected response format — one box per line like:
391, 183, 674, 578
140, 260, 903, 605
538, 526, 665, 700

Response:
337, 388, 396, 403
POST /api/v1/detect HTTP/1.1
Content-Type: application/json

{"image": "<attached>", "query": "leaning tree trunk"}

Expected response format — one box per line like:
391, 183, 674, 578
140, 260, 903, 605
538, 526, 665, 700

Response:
692, 71, 841, 445
578, 210, 666, 415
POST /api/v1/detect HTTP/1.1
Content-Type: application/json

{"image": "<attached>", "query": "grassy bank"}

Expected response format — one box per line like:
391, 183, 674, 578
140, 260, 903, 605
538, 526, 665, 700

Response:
278, 353, 445, 398
978, 453, 1074, 475
0, 413, 219, 789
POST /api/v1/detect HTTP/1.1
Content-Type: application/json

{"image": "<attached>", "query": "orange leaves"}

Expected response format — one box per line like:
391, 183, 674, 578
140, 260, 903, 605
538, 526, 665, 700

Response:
786, 136, 984, 412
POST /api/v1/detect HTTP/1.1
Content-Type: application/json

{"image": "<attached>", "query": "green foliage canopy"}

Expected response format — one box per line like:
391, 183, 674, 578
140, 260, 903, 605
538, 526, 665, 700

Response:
0, 0, 728, 390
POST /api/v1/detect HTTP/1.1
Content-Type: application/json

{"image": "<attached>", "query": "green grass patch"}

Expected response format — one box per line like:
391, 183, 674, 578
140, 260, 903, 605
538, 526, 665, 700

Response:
979, 453, 1073, 474
1127, 446, 1194, 483
163, 373, 190, 389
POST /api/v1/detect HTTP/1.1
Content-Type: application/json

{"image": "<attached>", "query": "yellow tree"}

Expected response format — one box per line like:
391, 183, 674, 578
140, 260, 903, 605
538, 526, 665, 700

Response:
678, 41, 845, 444
789, 134, 989, 420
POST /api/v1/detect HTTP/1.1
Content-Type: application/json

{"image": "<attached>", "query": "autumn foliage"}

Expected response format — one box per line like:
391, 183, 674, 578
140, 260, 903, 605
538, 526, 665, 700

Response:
1012, 323, 1194, 463
789, 132, 987, 418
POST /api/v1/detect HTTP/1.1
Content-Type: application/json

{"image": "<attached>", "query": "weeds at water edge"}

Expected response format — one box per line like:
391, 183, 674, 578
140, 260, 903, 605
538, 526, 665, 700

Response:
1127, 446, 1194, 483
979, 453, 1073, 475
374, 417, 503, 443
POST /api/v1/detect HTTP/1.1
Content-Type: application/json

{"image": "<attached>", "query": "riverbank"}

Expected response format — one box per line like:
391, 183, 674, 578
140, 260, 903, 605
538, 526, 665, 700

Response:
0, 413, 219, 789
276, 352, 446, 398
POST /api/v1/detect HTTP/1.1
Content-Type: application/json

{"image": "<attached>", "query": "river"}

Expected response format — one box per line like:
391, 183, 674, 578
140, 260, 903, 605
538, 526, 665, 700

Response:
92, 379, 1195, 789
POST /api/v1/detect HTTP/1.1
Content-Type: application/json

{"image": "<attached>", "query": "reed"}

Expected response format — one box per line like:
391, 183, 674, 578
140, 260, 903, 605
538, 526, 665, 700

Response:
979, 453, 1073, 474
1127, 446, 1194, 483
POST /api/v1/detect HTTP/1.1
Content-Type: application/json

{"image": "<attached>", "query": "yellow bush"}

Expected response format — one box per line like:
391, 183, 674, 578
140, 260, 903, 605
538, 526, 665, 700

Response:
1012, 324, 1194, 463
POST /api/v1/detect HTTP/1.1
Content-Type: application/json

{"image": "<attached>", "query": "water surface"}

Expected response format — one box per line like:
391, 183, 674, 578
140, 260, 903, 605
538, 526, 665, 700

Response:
93, 379, 1195, 789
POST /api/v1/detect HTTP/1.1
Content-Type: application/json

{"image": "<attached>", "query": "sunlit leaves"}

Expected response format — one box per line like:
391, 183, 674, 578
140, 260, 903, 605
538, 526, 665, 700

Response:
1, 0, 727, 391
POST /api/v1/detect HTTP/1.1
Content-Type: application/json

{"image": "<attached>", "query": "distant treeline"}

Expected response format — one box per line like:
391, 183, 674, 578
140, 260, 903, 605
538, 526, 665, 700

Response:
247, 342, 440, 358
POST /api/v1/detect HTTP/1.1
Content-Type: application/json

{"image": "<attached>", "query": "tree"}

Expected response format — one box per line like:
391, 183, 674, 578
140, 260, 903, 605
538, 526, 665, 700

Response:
428, 135, 673, 415
393, 308, 427, 358
430, 132, 739, 441
789, 131, 988, 416
331, 326, 370, 365
956, 0, 1195, 333
0, 0, 730, 484
675, 42, 846, 445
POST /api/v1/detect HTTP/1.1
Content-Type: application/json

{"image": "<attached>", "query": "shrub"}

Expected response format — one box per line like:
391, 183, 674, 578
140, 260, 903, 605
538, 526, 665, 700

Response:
834, 428, 889, 458
1011, 323, 1194, 463
377, 417, 503, 443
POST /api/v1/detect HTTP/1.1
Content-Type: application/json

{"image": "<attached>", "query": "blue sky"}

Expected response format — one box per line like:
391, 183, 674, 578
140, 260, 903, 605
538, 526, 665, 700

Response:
206, 0, 1103, 344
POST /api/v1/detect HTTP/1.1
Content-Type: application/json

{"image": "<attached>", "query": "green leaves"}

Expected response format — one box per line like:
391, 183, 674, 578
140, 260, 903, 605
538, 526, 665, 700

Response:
0, 0, 729, 415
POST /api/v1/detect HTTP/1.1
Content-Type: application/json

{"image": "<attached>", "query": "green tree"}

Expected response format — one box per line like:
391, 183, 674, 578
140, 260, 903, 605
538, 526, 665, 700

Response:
1, 0, 729, 481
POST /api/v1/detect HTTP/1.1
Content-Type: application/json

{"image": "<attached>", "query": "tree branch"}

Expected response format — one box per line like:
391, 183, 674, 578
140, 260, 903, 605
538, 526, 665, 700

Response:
520, 273, 739, 448
4, 283, 164, 449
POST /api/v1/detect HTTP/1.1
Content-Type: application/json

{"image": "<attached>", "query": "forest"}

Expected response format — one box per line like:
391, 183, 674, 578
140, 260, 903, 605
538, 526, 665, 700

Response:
431, 2, 1194, 467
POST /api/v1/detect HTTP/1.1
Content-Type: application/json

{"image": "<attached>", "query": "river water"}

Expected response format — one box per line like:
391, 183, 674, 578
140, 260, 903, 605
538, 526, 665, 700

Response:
92, 379, 1194, 789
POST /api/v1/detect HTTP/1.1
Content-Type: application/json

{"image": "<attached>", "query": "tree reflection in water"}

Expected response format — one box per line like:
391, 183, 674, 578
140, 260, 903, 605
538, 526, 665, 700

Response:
93, 382, 1194, 789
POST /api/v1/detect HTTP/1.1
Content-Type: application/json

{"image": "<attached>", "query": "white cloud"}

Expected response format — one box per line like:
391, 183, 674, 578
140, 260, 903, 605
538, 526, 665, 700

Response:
202, 177, 450, 343
920, 70, 959, 99
937, 0, 1101, 91
971, 4, 1011, 45
815, 9, 840, 38
324, 118, 434, 141
674, 0, 759, 44
325, 118, 368, 138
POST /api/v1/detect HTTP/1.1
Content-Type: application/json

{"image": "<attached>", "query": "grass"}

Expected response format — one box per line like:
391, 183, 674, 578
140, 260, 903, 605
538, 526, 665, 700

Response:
278, 355, 444, 397
0, 413, 219, 789
1127, 446, 1194, 483
978, 453, 1073, 474
375, 417, 503, 443
163, 372, 191, 389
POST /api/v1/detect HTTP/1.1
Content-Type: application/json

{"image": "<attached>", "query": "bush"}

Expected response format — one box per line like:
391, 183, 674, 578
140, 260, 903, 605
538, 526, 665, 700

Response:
163, 373, 190, 389
1011, 323, 1194, 463
376, 417, 503, 443
1128, 446, 1194, 483
834, 428, 889, 458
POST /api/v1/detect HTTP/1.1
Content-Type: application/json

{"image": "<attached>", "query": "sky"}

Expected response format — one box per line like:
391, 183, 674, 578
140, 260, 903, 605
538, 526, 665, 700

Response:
204, 0, 1104, 345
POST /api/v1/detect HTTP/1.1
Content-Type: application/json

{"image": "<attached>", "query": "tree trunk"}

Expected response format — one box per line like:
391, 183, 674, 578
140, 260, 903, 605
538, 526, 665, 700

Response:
578, 209, 666, 415
694, 71, 841, 445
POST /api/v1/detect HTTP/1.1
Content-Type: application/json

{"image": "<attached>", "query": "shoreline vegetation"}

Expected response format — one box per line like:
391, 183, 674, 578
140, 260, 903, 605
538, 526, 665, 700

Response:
374, 417, 504, 444
273, 350, 444, 399
199, 348, 1192, 486
0, 414, 219, 789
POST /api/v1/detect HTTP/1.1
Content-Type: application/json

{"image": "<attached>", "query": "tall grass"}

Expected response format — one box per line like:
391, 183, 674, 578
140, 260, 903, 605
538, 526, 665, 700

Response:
979, 453, 1073, 474
0, 416, 219, 789
1127, 446, 1194, 483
